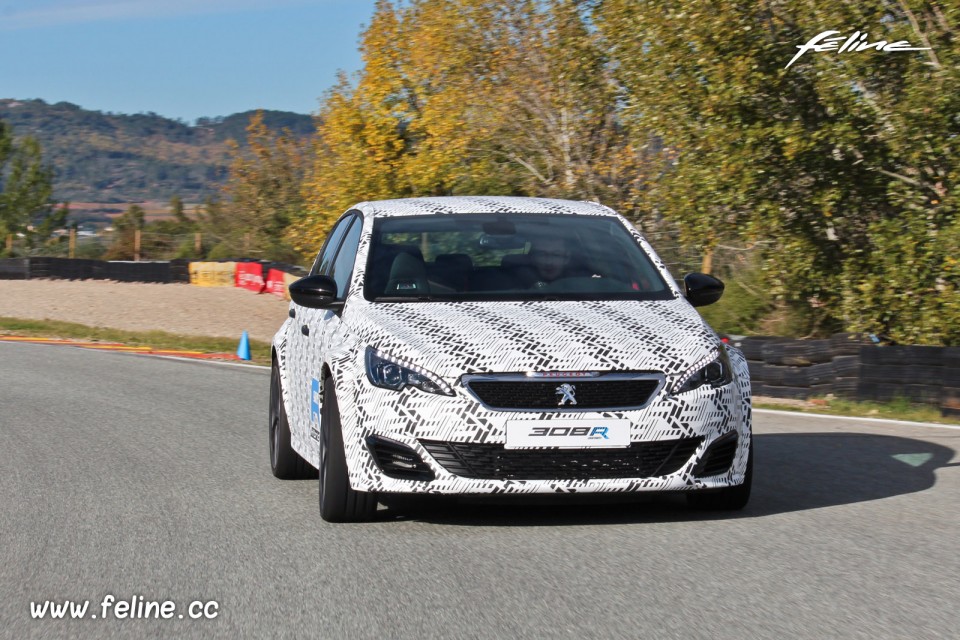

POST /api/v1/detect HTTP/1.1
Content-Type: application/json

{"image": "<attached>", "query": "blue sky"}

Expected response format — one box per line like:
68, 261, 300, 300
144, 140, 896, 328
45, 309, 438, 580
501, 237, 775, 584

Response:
0, 0, 379, 122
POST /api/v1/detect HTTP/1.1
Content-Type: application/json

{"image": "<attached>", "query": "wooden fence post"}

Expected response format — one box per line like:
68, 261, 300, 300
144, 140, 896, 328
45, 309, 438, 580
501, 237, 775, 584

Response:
701, 248, 713, 275
135, 229, 141, 262
69, 228, 77, 259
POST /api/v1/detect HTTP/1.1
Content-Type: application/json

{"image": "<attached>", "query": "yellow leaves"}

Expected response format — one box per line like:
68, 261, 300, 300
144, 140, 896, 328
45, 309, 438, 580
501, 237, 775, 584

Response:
302, 0, 512, 238
298, 0, 660, 246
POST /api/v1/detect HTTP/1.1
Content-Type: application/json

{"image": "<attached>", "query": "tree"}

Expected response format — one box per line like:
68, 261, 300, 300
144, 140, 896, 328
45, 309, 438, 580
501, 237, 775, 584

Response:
169, 194, 191, 227
298, 0, 654, 251
104, 204, 145, 260
476, 1, 651, 208
596, 0, 958, 343
0, 119, 59, 254
296, 1, 413, 255
209, 111, 306, 262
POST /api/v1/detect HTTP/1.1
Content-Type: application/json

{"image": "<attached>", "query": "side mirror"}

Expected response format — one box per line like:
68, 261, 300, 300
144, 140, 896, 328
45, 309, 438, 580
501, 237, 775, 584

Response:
683, 272, 724, 307
289, 274, 339, 309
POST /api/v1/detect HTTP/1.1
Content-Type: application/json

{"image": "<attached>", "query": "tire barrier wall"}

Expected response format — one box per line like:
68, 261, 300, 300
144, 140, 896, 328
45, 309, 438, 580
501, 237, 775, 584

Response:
1, 256, 307, 298
0, 258, 29, 280
235, 261, 266, 293
263, 268, 304, 301
737, 334, 960, 416
0, 257, 176, 283
170, 259, 191, 283
103, 261, 174, 283
265, 269, 287, 298
188, 261, 237, 287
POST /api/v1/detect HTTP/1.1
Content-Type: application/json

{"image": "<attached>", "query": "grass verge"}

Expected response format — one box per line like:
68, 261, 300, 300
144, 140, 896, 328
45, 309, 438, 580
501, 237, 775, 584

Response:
754, 395, 960, 426
0, 316, 271, 366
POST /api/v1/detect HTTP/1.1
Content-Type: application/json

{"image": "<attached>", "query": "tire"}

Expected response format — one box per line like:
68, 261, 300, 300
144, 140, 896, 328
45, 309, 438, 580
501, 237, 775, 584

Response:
739, 337, 775, 361
809, 383, 834, 397
831, 355, 860, 377
908, 365, 945, 387
269, 360, 315, 479
765, 340, 822, 366
761, 384, 812, 400
781, 367, 811, 388
807, 362, 834, 385
687, 439, 753, 511
760, 341, 788, 365
830, 332, 871, 357
319, 378, 378, 522
803, 340, 834, 364
894, 346, 943, 366
762, 365, 788, 386
833, 377, 858, 398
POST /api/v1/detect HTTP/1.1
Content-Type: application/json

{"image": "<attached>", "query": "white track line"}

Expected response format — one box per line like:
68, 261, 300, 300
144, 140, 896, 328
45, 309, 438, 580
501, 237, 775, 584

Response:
135, 353, 270, 370
754, 408, 960, 431
1, 340, 270, 371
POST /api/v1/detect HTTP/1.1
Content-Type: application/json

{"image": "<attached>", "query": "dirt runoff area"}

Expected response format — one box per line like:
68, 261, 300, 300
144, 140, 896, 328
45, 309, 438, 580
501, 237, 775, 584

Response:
0, 279, 291, 343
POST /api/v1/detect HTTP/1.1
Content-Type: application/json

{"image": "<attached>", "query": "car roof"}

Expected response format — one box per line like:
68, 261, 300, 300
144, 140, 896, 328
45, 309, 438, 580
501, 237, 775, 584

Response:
353, 196, 616, 218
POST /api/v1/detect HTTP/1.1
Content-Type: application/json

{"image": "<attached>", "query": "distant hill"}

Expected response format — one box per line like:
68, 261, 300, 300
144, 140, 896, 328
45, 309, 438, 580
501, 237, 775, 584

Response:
0, 99, 314, 205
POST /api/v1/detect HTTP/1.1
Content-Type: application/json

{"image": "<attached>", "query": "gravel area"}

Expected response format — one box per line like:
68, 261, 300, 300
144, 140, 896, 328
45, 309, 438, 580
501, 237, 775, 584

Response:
0, 279, 290, 343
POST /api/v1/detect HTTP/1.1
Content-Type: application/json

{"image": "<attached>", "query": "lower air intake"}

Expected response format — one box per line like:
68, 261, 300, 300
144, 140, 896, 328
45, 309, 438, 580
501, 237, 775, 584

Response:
366, 435, 435, 481
693, 432, 739, 478
420, 437, 702, 481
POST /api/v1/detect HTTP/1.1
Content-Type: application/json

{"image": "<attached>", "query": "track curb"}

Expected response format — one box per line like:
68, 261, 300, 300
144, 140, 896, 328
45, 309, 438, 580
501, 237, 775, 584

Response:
0, 335, 241, 360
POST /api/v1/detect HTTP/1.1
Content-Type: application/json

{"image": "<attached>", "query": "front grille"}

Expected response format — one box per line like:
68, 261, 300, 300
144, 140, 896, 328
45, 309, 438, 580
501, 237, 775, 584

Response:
464, 376, 662, 411
420, 437, 702, 480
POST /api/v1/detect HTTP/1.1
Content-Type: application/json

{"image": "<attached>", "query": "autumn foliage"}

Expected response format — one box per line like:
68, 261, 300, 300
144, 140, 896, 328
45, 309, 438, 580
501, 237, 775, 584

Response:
225, 0, 959, 344
293, 0, 654, 254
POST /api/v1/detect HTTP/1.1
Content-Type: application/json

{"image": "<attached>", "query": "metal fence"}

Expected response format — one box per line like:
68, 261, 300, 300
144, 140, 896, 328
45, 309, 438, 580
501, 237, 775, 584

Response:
6, 224, 717, 277
3, 231, 219, 262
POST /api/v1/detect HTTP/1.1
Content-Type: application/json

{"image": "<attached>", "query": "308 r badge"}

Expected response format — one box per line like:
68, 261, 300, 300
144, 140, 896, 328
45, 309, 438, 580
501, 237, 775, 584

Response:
505, 419, 631, 449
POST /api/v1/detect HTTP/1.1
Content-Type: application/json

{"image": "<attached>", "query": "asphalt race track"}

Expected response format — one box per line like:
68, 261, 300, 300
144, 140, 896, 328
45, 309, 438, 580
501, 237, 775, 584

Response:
2, 341, 959, 639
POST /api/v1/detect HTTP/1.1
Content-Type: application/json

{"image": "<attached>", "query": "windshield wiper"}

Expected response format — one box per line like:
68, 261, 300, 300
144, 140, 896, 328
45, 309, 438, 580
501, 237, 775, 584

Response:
373, 295, 444, 302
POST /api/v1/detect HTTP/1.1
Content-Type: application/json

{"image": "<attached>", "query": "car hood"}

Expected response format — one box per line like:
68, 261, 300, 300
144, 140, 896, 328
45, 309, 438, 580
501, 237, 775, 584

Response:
346, 299, 720, 382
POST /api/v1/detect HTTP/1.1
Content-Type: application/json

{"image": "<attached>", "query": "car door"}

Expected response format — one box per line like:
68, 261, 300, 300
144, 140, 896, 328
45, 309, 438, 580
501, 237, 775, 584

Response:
286, 215, 356, 457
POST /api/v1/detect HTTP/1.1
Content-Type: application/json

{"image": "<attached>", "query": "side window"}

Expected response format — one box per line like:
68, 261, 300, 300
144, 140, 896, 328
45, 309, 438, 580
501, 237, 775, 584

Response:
310, 216, 353, 276
328, 217, 363, 299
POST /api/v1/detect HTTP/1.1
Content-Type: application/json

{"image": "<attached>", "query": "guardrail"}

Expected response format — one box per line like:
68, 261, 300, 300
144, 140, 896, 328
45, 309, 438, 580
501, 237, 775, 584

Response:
735, 334, 960, 417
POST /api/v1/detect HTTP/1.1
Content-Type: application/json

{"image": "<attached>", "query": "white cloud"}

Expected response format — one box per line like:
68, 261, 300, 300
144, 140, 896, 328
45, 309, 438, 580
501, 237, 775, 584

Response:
0, 0, 320, 30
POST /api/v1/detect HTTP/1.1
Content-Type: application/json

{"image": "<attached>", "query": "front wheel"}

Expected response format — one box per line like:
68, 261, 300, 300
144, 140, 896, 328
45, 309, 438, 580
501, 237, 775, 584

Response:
686, 439, 753, 511
269, 360, 315, 479
319, 378, 378, 522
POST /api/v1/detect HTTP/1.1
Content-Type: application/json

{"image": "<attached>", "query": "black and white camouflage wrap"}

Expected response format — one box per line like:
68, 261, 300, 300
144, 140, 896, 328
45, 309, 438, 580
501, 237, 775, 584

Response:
273, 197, 751, 495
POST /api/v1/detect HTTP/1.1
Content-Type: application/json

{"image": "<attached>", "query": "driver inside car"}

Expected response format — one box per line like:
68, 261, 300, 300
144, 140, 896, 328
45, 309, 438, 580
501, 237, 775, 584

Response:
530, 235, 573, 286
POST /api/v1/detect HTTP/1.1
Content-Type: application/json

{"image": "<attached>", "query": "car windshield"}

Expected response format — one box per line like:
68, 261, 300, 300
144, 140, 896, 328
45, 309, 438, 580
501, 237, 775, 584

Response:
363, 214, 673, 302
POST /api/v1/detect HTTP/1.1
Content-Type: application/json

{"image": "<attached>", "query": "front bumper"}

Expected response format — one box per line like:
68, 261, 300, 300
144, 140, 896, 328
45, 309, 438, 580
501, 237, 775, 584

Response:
340, 371, 752, 496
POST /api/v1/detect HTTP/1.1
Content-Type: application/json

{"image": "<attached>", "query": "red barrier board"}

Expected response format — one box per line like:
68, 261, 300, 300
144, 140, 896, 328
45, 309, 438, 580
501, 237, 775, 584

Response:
235, 262, 265, 293
265, 268, 287, 298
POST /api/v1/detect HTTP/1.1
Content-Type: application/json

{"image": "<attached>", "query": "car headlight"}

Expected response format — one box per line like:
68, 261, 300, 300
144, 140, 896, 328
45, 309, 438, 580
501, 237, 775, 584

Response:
671, 347, 733, 394
365, 347, 454, 396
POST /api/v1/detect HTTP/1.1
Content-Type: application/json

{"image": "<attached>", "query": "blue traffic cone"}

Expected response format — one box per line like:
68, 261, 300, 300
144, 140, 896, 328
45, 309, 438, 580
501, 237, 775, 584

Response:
237, 330, 251, 361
